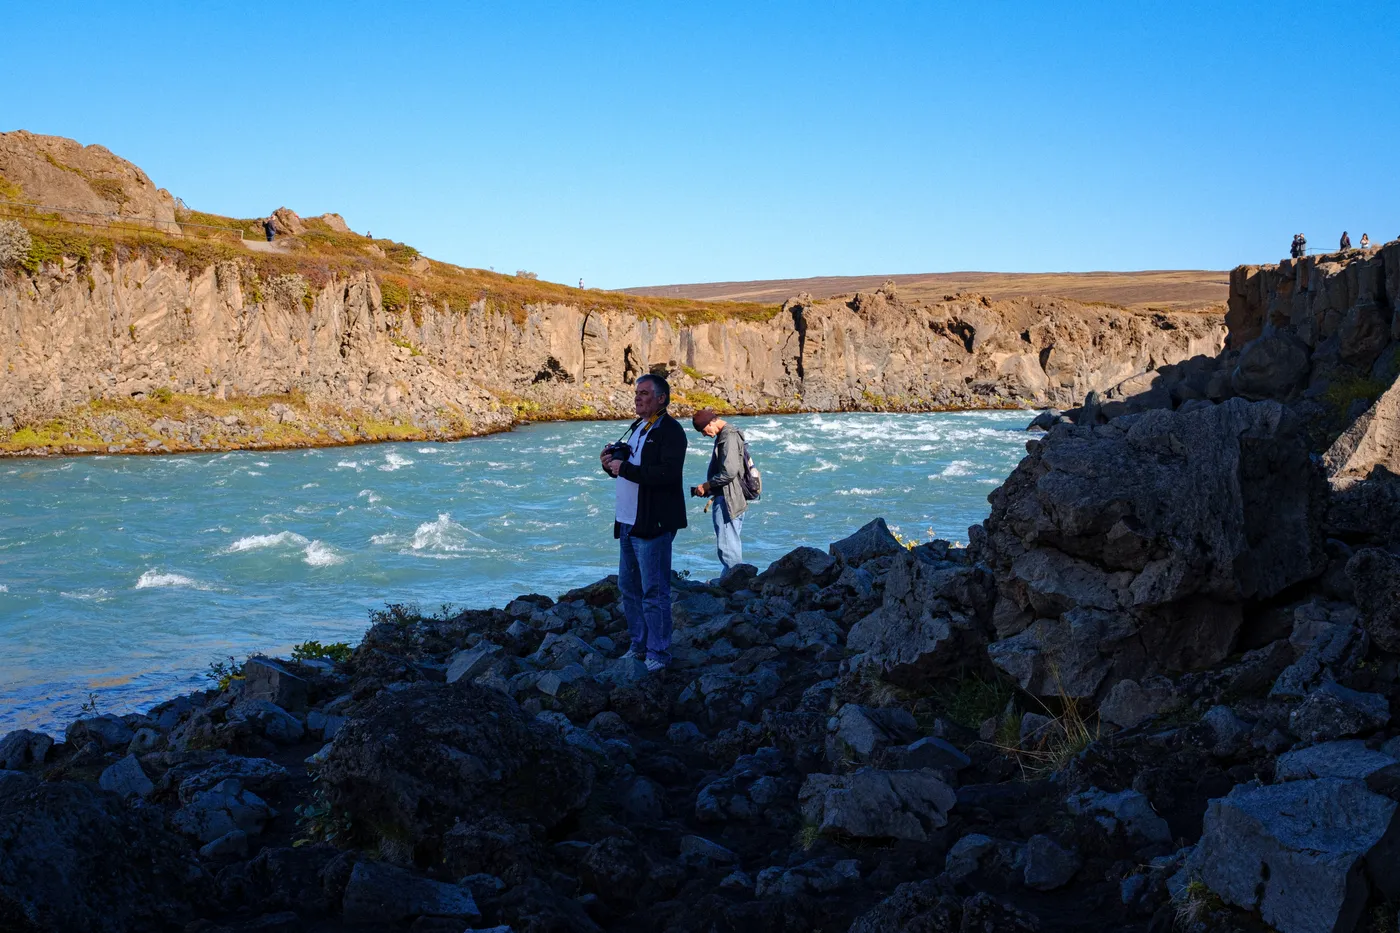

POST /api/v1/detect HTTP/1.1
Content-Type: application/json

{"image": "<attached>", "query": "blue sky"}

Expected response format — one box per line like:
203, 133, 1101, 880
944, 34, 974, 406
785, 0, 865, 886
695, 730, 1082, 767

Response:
4, 2, 1397, 288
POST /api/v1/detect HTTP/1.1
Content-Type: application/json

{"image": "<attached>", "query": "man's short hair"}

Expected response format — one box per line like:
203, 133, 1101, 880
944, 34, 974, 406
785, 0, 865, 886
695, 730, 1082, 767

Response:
636, 373, 670, 405
692, 409, 718, 431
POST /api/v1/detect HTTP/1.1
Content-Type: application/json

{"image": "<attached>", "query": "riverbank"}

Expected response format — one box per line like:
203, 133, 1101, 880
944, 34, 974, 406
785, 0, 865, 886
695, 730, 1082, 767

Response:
0, 411, 1034, 735
0, 389, 1032, 458
8, 332, 1400, 929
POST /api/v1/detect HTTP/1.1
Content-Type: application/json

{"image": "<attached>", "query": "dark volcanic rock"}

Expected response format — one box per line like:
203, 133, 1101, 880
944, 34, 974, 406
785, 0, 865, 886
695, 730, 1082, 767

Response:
1346, 547, 1400, 652
317, 681, 593, 864
0, 773, 203, 932
982, 398, 1327, 698
846, 549, 993, 689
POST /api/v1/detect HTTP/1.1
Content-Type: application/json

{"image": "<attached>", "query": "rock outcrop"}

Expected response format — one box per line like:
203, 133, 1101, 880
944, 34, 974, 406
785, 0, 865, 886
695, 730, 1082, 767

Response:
981, 398, 1326, 699
0, 131, 1226, 453
0, 256, 1224, 450
0, 131, 179, 232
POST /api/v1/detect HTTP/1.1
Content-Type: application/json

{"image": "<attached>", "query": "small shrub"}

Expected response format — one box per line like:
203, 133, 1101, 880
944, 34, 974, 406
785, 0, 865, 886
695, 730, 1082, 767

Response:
151, 386, 173, 403
0, 220, 32, 269
206, 655, 246, 690
294, 787, 354, 847
379, 279, 410, 314
78, 692, 100, 716
291, 640, 354, 664
514, 270, 538, 280
266, 272, 309, 309
1324, 375, 1388, 417
1173, 878, 1224, 928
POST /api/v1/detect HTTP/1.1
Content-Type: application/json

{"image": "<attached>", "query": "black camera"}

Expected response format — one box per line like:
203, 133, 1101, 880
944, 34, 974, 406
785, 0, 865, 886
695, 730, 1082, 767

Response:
604, 442, 632, 461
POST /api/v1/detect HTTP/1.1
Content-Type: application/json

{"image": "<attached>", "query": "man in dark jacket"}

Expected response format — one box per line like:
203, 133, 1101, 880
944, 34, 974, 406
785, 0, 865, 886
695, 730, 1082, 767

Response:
600, 374, 687, 671
690, 409, 748, 576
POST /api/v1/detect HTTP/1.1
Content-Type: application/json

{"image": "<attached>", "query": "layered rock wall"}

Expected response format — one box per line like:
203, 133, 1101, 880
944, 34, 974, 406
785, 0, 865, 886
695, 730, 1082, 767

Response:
0, 259, 1223, 446
1225, 242, 1400, 480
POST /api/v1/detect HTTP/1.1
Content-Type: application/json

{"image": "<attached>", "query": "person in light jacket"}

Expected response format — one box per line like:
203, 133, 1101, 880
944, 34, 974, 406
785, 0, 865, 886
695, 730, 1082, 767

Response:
690, 409, 749, 576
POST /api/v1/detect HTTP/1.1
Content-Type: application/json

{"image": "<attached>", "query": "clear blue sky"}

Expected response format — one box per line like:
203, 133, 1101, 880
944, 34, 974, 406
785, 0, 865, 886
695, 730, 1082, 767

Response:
4, 2, 1398, 288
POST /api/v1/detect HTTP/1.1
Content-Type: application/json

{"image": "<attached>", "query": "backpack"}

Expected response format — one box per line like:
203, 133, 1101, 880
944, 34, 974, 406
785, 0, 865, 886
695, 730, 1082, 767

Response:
737, 430, 762, 501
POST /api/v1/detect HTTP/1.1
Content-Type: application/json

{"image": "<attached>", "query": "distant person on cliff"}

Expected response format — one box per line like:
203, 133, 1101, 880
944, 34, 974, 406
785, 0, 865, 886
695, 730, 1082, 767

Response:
1290, 234, 1302, 259
1341, 231, 1352, 251
1360, 233, 1371, 250
599, 374, 687, 672
690, 409, 757, 578
263, 217, 275, 242
1296, 233, 1307, 257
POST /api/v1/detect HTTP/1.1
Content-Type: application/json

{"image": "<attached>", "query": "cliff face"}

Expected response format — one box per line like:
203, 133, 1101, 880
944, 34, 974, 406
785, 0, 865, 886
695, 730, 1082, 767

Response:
0, 257, 1223, 453
1224, 242, 1400, 480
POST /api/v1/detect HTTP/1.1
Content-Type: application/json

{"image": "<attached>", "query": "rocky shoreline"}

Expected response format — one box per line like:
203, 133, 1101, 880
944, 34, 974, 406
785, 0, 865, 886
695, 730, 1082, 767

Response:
4, 244, 1400, 932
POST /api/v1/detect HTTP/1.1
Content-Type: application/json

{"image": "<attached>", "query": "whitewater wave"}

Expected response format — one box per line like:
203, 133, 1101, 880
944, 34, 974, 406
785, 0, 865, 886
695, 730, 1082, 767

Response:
0, 584, 7, 593
379, 452, 414, 472
940, 460, 975, 477
226, 531, 310, 553
372, 513, 485, 558
335, 460, 362, 471
358, 489, 382, 504
135, 571, 210, 590
416, 447, 441, 454
303, 541, 344, 567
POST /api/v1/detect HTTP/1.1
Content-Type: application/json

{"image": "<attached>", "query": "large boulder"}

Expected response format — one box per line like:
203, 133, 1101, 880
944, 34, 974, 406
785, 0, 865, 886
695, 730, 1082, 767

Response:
754, 546, 838, 590
341, 860, 480, 925
240, 657, 310, 711
1190, 778, 1400, 933
799, 768, 955, 842
1346, 547, 1400, 652
0, 773, 203, 932
317, 682, 593, 865
1231, 333, 1310, 400
982, 399, 1326, 699
846, 549, 992, 689
0, 731, 52, 771
829, 518, 904, 567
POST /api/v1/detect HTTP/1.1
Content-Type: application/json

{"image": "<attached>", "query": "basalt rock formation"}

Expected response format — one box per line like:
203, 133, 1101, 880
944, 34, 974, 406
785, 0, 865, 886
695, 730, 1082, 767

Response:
0, 131, 1224, 455
0, 260, 1224, 454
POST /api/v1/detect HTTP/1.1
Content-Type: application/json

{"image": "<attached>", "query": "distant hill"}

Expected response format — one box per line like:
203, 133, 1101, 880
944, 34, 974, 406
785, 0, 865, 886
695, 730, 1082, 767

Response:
621, 269, 1228, 312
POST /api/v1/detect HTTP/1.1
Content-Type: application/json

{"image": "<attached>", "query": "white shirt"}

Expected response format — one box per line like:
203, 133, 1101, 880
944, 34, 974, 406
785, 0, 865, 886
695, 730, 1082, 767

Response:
613, 420, 650, 525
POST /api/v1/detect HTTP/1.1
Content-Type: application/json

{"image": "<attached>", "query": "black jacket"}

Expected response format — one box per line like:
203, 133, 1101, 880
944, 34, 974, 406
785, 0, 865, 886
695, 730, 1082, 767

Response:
612, 413, 688, 540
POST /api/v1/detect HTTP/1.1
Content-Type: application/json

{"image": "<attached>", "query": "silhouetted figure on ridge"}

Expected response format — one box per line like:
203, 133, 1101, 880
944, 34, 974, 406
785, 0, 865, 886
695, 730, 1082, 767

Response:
1341, 231, 1352, 251
1360, 233, 1371, 249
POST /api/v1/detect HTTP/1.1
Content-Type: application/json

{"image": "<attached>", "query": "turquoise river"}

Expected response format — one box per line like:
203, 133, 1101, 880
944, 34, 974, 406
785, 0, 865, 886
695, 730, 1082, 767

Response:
0, 411, 1033, 734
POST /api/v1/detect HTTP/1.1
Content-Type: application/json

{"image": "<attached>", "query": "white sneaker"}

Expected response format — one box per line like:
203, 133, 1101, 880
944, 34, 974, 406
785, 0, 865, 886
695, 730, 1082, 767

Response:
644, 659, 666, 673
621, 648, 641, 660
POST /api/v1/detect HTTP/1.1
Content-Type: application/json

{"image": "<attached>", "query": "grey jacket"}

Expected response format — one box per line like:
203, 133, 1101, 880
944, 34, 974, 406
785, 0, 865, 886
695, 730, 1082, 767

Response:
706, 424, 748, 520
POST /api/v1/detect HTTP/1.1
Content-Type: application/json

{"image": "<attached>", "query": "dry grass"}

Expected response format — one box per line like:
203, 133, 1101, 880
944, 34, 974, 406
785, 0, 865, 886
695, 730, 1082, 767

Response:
992, 666, 1100, 778
2, 205, 781, 327
623, 269, 1229, 313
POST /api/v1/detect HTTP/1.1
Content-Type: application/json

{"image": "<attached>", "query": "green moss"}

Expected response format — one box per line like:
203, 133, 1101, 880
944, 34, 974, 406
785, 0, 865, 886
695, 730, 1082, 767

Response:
1323, 375, 1388, 415
933, 674, 1014, 730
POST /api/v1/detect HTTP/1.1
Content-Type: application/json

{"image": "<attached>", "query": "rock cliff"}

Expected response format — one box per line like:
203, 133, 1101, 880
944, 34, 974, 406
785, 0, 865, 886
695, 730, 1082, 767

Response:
0, 260, 1223, 455
0, 131, 1225, 455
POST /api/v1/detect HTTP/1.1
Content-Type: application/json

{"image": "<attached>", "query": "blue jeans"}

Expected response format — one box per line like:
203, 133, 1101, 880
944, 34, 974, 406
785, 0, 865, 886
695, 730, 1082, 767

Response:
712, 497, 744, 573
618, 523, 675, 665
